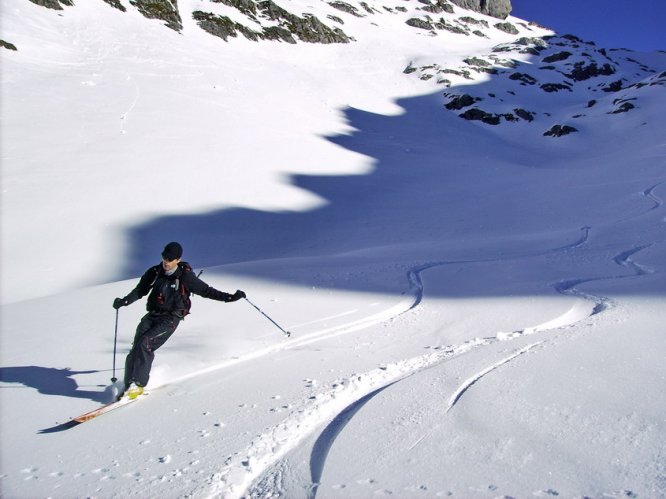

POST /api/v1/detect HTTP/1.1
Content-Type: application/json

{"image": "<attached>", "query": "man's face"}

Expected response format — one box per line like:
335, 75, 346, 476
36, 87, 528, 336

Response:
162, 257, 180, 272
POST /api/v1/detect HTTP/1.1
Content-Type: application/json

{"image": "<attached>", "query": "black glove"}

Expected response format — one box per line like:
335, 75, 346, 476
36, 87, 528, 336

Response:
113, 297, 129, 309
231, 290, 246, 301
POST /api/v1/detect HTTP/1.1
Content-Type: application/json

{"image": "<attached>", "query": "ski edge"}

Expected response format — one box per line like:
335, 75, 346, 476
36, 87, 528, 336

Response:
72, 395, 138, 423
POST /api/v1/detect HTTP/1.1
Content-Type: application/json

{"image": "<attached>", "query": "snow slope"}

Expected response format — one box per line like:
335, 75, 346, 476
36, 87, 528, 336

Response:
1, 0, 665, 497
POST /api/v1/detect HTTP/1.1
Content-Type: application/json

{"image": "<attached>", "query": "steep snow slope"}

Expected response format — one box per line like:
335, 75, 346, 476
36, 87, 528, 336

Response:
1, 1, 665, 498
2, 0, 548, 303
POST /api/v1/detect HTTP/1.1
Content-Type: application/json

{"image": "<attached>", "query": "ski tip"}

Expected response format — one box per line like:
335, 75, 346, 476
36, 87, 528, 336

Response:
39, 420, 81, 433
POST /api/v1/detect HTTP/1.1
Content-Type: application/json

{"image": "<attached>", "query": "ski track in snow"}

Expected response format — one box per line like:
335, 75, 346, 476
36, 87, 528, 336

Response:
119, 74, 140, 135
641, 181, 665, 211
200, 209, 661, 498
445, 342, 542, 414
225, 180, 664, 498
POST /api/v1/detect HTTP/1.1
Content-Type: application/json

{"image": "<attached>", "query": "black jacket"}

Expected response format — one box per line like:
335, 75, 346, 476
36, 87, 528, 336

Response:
123, 262, 236, 316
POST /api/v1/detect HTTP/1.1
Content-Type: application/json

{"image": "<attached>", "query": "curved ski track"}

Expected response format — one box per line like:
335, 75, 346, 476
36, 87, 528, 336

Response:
201, 199, 662, 499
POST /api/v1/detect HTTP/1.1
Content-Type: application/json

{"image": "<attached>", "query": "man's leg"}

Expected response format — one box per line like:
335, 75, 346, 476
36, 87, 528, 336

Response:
129, 315, 181, 388
124, 314, 154, 389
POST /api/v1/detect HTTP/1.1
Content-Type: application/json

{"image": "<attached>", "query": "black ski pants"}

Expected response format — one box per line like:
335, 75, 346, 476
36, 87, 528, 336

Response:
124, 312, 181, 388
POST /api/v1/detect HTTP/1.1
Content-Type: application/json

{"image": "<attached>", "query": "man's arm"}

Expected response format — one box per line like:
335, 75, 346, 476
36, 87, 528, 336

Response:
113, 265, 159, 309
182, 270, 245, 302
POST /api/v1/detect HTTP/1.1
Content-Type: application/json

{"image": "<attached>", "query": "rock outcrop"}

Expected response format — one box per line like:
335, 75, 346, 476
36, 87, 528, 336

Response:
448, 0, 512, 19
130, 0, 182, 31
28, 0, 73, 9
194, 0, 350, 43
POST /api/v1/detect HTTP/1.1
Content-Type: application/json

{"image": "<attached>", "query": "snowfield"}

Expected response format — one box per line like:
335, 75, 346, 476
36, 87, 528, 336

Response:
1, 1, 665, 498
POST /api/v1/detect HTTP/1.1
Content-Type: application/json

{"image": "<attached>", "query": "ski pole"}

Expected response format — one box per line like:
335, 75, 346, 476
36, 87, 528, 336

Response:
244, 297, 291, 337
111, 309, 119, 383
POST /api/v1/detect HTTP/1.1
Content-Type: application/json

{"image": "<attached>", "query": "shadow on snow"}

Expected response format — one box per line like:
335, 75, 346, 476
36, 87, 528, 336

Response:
119, 58, 663, 298
0, 366, 107, 403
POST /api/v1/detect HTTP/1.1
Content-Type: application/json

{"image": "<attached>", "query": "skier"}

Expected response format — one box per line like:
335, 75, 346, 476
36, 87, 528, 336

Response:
112, 242, 245, 399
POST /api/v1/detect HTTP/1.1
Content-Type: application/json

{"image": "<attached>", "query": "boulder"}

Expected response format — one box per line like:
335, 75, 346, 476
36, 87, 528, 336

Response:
543, 124, 578, 137
445, 94, 481, 110
509, 72, 537, 85
542, 51, 572, 63
459, 108, 501, 125
494, 22, 519, 34
1, 40, 18, 51
513, 108, 534, 122
406, 18, 434, 30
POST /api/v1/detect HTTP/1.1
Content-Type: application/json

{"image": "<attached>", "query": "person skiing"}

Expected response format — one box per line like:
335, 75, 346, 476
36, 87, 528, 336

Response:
112, 242, 245, 399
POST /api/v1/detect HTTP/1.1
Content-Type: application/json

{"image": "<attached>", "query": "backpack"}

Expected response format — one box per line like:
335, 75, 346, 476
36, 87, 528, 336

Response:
149, 262, 193, 318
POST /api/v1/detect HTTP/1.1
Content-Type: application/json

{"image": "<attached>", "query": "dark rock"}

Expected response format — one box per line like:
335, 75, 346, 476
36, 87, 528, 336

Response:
439, 68, 473, 80
494, 22, 518, 34
562, 34, 584, 43
610, 101, 635, 114
587, 99, 597, 108
488, 56, 516, 68
28, 0, 73, 9
542, 51, 572, 63
509, 72, 537, 85
543, 124, 578, 137
515, 37, 548, 50
540, 82, 572, 93
286, 13, 350, 43
193, 11, 265, 41
421, 1, 455, 14
464, 57, 490, 67
194, 11, 295, 42
215, 0, 258, 18
601, 80, 624, 92
1, 40, 18, 51
448, 0, 511, 19
257, 1, 350, 43
567, 62, 615, 81
261, 26, 298, 42
403, 64, 418, 74
194, 3, 350, 44
130, 0, 183, 31
433, 19, 469, 35
445, 94, 481, 110
459, 16, 489, 28
102, 0, 126, 11
513, 108, 534, 121
459, 108, 501, 125
406, 18, 434, 30
360, 2, 377, 14
328, 1, 363, 17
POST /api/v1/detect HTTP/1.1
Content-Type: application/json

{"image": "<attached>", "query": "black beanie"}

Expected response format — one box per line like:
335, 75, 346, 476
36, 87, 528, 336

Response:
162, 242, 183, 261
